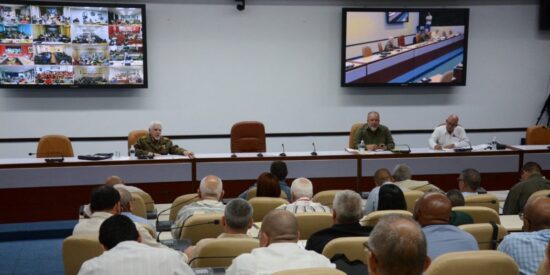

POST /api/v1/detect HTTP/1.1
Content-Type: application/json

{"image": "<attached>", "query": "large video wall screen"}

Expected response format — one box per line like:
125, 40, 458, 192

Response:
0, 1, 147, 88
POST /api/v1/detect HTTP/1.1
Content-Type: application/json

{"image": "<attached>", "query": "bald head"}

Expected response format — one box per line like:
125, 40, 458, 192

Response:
105, 175, 123, 187
414, 192, 452, 227
374, 168, 393, 186
367, 215, 429, 275
260, 210, 299, 246
523, 196, 550, 232
198, 175, 224, 200
445, 114, 459, 134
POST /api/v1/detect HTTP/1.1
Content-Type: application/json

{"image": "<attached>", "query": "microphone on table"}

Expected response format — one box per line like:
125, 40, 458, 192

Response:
155, 195, 199, 240
454, 139, 472, 152
279, 144, 286, 157
257, 152, 263, 157
311, 142, 318, 156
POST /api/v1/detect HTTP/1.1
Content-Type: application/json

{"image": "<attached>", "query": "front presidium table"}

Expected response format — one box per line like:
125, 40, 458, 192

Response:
1, 145, 549, 223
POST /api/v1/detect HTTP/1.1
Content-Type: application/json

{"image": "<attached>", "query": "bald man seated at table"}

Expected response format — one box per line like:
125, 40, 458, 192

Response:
429, 114, 470, 150
413, 192, 478, 260
225, 210, 335, 274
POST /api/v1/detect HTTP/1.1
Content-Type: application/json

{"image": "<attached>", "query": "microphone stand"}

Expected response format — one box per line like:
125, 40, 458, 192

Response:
155, 195, 199, 240
279, 144, 286, 157
535, 75, 550, 126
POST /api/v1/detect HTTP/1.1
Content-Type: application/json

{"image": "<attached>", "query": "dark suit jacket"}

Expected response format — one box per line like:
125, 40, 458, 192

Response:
305, 223, 372, 254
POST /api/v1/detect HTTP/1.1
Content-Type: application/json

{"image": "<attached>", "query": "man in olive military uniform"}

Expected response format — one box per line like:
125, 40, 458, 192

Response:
135, 121, 194, 158
353, 111, 395, 151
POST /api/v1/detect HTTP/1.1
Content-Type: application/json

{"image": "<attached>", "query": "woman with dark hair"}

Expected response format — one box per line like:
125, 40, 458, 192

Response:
256, 172, 281, 198
377, 184, 407, 211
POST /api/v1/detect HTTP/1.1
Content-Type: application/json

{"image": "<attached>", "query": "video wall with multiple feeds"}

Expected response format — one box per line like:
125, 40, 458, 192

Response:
0, 1, 146, 88
342, 8, 469, 87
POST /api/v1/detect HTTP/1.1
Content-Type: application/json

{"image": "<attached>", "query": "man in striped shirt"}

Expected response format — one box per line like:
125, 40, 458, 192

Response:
277, 177, 331, 213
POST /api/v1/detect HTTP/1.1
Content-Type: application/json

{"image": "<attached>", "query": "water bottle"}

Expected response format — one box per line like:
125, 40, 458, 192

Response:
358, 140, 366, 152
129, 145, 136, 157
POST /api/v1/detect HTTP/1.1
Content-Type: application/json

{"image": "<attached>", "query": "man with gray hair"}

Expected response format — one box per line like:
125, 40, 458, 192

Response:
115, 186, 156, 232
172, 175, 225, 238
365, 215, 431, 275
353, 111, 395, 151
457, 168, 483, 196
393, 164, 441, 193
226, 210, 334, 274
185, 198, 253, 260
135, 121, 194, 158
277, 177, 330, 213
306, 190, 371, 254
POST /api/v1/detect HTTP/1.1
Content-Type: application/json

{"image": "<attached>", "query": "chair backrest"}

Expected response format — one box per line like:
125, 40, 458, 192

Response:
415, 33, 422, 43
397, 35, 405, 46
362, 46, 373, 57
62, 235, 103, 275
247, 188, 288, 200
249, 197, 288, 222
537, 261, 550, 275
169, 193, 200, 222
180, 213, 224, 244
441, 70, 454, 82
359, 210, 412, 227
131, 193, 147, 219
322, 236, 370, 265
36, 134, 74, 158
295, 212, 334, 239
452, 206, 501, 224
230, 121, 266, 153
530, 189, 550, 199
458, 223, 508, 250
273, 267, 346, 275
403, 190, 424, 212
526, 125, 550, 145
127, 130, 148, 152
189, 238, 259, 268
464, 194, 499, 212
312, 190, 341, 208
424, 250, 519, 275
348, 123, 365, 148
133, 190, 155, 212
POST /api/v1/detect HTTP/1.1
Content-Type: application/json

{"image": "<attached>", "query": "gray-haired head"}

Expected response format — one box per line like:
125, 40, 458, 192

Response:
333, 190, 363, 224
115, 186, 133, 212
393, 164, 412, 181
199, 175, 224, 200
148, 121, 162, 130
459, 168, 481, 192
224, 198, 253, 230
290, 177, 313, 201
367, 215, 429, 275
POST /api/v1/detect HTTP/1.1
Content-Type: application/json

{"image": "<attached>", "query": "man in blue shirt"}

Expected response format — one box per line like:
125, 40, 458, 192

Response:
499, 196, 550, 275
413, 192, 478, 260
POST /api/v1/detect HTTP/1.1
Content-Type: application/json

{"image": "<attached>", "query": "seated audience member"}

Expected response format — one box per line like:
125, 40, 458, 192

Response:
239, 161, 291, 200
277, 177, 331, 213
306, 190, 371, 254
413, 192, 478, 260
364, 168, 395, 214
503, 162, 550, 215
73, 185, 174, 254
82, 175, 150, 218
429, 114, 470, 150
353, 111, 395, 151
392, 164, 441, 192
172, 175, 225, 239
384, 36, 397, 51
134, 120, 194, 158
255, 172, 282, 198
446, 189, 474, 226
377, 184, 407, 211
458, 168, 485, 196
226, 210, 335, 274
366, 215, 431, 275
185, 198, 253, 260
499, 196, 550, 275
115, 186, 156, 232
78, 215, 194, 275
